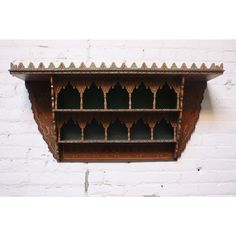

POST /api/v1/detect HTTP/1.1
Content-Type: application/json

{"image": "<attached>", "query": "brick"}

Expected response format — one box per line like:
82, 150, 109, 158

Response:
28, 172, 85, 185
0, 173, 28, 185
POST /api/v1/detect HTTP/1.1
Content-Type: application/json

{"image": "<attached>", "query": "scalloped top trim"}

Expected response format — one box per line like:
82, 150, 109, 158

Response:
10, 62, 224, 72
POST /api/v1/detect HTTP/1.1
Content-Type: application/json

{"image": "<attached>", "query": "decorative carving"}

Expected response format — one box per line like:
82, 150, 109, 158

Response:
10, 62, 224, 72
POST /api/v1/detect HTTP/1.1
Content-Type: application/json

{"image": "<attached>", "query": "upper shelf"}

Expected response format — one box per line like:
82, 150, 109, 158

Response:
9, 62, 224, 81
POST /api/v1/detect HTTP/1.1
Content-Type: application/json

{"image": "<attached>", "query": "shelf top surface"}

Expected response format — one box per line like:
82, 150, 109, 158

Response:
9, 62, 224, 81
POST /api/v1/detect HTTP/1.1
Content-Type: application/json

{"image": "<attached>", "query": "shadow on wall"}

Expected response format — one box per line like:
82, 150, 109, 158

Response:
201, 87, 213, 112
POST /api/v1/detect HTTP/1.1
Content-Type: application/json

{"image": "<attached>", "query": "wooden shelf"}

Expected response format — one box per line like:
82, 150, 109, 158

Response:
59, 140, 176, 144
9, 61, 224, 162
54, 109, 181, 113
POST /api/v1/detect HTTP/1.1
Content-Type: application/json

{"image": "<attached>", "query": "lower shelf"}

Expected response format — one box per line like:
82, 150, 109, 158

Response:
59, 142, 176, 162
59, 139, 176, 144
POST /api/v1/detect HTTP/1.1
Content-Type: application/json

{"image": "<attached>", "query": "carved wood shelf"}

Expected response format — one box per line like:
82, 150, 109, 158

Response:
9, 62, 224, 162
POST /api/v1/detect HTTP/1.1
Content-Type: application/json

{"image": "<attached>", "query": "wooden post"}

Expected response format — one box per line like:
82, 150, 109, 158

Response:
104, 93, 107, 110
129, 93, 132, 109
153, 91, 156, 109
151, 127, 154, 140
80, 92, 83, 110
105, 127, 108, 141
128, 127, 131, 141
81, 128, 84, 141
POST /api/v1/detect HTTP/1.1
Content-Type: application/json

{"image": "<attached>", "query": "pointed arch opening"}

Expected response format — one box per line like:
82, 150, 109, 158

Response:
156, 83, 177, 109
132, 83, 153, 109
83, 83, 104, 109
84, 119, 105, 140
60, 119, 81, 140
153, 119, 174, 140
131, 119, 151, 140
107, 83, 129, 109
108, 120, 128, 140
57, 83, 80, 109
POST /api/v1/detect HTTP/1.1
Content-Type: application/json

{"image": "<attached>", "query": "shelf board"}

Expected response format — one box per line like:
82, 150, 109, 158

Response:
59, 139, 176, 144
54, 109, 181, 113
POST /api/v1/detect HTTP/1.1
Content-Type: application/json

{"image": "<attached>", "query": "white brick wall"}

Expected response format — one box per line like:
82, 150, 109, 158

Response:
0, 40, 236, 196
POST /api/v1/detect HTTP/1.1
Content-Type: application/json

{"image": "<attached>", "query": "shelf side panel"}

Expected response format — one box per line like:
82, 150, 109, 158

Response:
176, 80, 207, 157
26, 81, 59, 160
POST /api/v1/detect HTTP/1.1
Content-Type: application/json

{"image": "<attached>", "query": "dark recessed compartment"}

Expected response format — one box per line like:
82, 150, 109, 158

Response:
107, 83, 129, 109
84, 119, 105, 140
58, 83, 80, 109
156, 83, 177, 109
132, 83, 153, 109
154, 119, 174, 140
108, 120, 128, 140
131, 119, 151, 140
60, 119, 81, 140
83, 83, 104, 109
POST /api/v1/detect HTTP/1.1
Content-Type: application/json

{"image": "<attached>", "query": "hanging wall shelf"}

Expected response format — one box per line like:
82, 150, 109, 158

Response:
9, 62, 224, 162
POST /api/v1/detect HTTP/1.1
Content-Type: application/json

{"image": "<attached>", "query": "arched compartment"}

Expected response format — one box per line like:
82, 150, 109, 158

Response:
107, 83, 129, 109
153, 119, 174, 140
156, 83, 177, 109
131, 119, 151, 140
83, 83, 104, 109
132, 83, 153, 109
57, 83, 80, 109
60, 119, 81, 140
108, 120, 128, 140
84, 119, 105, 140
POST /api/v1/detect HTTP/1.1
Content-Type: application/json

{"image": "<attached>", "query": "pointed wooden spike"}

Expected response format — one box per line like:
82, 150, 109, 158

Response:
38, 62, 45, 70
200, 63, 207, 70
130, 62, 138, 69
28, 62, 35, 69
110, 62, 117, 69
210, 63, 216, 70
161, 63, 168, 70
220, 63, 224, 70
10, 63, 16, 70
100, 62, 107, 69
171, 63, 178, 69
79, 62, 86, 69
181, 63, 188, 70
120, 62, 127, 69
215, 65, 220, 70
89, 62, 97, 70
141, 62, 148, 69
18, 62, 25, 70
191, 63, 198, 70
48, 62, 56, 70
151, 63, 158, 70
58, 62, 66, 70
68, 62, 76, 69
